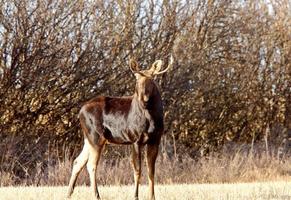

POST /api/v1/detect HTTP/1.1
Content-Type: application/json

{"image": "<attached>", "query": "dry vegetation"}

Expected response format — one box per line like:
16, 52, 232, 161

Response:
1, 145, 291, 187
1, 182, 291, 200
0, 0, 290, 187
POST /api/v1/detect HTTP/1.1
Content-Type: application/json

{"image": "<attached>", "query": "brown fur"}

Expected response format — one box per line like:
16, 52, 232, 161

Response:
67, 57, 172, 200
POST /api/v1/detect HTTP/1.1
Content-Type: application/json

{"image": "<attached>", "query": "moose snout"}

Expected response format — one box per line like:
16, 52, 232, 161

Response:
138, 94, 149, 108
141, 96, 150, 108
143, 95, 149, 102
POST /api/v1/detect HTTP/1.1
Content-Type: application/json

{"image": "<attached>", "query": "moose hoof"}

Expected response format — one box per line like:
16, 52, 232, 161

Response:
65, 195, 71, 200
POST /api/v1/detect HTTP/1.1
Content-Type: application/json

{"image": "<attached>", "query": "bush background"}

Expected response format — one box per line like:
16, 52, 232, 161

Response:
0, 0, 290, 185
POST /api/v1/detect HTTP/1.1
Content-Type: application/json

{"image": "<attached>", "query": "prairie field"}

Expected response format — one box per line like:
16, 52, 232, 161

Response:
1, 182, 291, 200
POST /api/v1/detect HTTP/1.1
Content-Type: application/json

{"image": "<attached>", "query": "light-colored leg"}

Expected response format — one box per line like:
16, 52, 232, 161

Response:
131, 143, 142, 200
67, 139, 89, 198
86, 141, 105, 200
146, 144, 159, 200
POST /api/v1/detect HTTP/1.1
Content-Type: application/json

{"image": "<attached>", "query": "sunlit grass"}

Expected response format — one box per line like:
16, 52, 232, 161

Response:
1, 182, 291, 200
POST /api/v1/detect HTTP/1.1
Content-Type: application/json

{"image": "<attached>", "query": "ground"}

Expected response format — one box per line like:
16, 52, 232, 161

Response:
0, 182, 291, 200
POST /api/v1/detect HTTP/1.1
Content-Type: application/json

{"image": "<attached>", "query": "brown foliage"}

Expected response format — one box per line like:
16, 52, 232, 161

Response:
0, 0, 290, 184
166, 0, 291, 154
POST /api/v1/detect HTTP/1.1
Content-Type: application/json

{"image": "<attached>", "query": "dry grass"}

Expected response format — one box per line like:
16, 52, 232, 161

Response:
1, 145, 291, 199
1, 145, 291, 186
49, 148, 291, 186
1, 182, 291, 200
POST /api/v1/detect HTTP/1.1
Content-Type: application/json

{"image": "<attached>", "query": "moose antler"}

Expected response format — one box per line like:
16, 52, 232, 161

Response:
151, 55, 174, 75
130, 55, 174, 77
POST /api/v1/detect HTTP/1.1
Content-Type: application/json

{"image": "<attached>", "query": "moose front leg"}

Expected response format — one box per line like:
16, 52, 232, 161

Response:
146, 143, 159, 200
131, 143, 142, 200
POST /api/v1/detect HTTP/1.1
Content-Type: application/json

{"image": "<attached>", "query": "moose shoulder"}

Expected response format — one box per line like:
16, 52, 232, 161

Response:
67, 56, 173, 200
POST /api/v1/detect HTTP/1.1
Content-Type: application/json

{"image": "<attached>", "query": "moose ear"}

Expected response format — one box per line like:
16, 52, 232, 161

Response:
129, 59, 140, 73
148, 60, 163, 75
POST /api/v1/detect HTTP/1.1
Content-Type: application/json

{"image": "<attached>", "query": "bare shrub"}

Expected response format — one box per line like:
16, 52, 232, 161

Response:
0, 0, 290, 184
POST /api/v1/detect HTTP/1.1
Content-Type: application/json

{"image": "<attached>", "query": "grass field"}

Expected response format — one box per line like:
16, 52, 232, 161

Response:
0, 182, 291, 200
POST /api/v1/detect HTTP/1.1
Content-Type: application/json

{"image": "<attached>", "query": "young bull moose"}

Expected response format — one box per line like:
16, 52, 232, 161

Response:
67, 56, 173, 200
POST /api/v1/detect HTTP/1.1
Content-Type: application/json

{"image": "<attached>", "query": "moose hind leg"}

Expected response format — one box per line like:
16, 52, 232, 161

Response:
67, 139, 89, 198
86, 139, 105, 200
146, 143, 159, 200
131, 143, 142, 200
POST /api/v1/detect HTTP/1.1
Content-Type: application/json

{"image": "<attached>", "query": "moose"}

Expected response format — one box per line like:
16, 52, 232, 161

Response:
67, 55, 173, 200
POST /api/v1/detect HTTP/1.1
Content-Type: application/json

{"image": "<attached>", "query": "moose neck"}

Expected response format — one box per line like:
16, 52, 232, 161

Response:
131, 83, 164, 134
